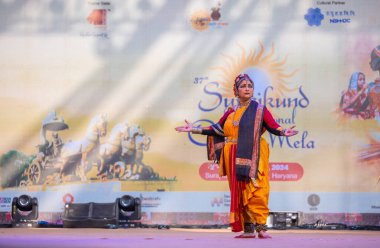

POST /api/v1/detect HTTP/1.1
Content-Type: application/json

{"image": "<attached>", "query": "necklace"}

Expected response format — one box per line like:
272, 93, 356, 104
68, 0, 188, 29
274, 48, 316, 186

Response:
239, 100, 250, 107
232, 101, 250, 126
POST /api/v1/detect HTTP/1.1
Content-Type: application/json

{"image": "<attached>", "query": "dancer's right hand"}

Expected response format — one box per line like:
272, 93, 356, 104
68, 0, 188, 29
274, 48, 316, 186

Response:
175, 120, 193, 132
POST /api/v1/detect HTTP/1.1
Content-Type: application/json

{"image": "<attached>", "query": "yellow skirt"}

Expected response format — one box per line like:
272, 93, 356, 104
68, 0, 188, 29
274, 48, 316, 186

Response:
219, 137, 270, 227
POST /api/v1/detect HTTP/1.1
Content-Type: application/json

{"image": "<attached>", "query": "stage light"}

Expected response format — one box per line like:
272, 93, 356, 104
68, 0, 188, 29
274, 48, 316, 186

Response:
266, 211, 301, 230
11, 194, 38, 228
117, 195, 141, 226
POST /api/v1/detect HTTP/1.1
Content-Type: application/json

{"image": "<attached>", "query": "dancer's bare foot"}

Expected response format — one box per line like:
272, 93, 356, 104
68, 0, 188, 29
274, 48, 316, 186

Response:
257, 230, 271, 239
234, 233, 255, 239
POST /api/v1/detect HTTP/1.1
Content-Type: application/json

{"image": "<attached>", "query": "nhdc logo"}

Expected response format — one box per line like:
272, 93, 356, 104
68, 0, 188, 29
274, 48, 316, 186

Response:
304, 7, 355, 26
304, 8, 324, 26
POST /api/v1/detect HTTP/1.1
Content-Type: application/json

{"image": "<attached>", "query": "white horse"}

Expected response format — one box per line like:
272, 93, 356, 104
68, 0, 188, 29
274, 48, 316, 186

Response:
121, 124, 140, 158
97, 121, 129, 179
59, 114, 108, 181
135, 131, 151, 167
99, 122, 129, 157
120, 124, 140, 179
119, 125, 153, 179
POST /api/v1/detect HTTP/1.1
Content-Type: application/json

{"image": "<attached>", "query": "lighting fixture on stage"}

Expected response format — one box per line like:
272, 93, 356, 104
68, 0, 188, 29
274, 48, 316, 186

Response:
266, 211, 301, 230
11, 194, 39, 228
63, 201, 118, 228
117, 195, 141, 226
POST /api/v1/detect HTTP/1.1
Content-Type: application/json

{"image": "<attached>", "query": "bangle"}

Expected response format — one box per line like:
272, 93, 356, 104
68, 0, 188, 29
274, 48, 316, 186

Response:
191, 127, 202, 134
280, 129, 286, 136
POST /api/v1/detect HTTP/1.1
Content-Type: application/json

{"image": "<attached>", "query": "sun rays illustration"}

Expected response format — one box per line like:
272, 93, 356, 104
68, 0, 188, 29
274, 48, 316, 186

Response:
211, 42, 299, 99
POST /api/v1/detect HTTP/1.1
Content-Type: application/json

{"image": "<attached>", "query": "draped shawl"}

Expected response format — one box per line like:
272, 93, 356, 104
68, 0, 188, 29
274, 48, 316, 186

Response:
207, 101, 264, 181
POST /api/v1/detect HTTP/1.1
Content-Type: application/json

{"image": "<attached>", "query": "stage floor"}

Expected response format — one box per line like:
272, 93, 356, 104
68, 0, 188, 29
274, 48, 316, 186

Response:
0, 228, 379, 248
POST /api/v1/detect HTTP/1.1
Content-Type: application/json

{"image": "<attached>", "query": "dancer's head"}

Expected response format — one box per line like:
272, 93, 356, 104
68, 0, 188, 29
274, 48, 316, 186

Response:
234, 74, 254, 101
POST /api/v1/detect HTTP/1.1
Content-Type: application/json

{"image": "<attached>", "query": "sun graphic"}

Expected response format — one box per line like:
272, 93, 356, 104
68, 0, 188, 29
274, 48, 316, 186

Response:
211, 42, 299, 99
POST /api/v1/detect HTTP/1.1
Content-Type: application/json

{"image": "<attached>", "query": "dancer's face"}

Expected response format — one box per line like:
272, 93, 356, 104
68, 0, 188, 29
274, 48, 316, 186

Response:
237, 80, 253, 101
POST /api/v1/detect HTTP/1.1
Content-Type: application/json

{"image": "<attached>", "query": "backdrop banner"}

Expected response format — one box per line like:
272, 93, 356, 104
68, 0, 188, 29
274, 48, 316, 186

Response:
0, 0, 379, 225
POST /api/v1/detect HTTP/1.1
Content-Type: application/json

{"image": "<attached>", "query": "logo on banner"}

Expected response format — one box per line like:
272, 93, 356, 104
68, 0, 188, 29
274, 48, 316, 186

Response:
81, 1, 111, 38
190, 2, 228, 31
305, 2, 356, 26
190, 10, 211, 31
87, 9, 108, 26
139, 194, 161, 208
211, 197, 223, 207
304, 8, 324, 26
0, 197, 11, 209
211, 194, 230, 207
307, 194, 320, 210
63, 193, 74, 204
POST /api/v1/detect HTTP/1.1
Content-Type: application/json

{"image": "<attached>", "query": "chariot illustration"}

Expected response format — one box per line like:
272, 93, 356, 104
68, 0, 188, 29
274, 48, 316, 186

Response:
1, 111, 161, 187
24, 112, 107, 185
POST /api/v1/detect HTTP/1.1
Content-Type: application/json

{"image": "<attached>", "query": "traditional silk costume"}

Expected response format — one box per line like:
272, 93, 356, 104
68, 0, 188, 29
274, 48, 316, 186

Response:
202, 100, 283, 234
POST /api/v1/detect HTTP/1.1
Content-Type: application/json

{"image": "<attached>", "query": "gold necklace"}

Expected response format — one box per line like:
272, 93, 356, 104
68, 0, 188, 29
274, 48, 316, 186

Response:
239, 100, 250, 107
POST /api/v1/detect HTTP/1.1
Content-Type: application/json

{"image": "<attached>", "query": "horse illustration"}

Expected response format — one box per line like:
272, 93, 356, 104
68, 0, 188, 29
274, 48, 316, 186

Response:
135, 129, 151, 169
96, 121, 129, 179
120, 124, 140, 178
120, 125, 155, 180
59, 114, 108, 181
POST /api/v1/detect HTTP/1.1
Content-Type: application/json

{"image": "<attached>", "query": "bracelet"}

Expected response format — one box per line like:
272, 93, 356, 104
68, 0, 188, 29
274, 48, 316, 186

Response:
280, 129, 286, 136
191, 127, 202, 134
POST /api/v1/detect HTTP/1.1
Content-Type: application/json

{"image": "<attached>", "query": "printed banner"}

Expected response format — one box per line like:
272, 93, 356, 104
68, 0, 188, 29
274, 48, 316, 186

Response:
0, 0, 379, 222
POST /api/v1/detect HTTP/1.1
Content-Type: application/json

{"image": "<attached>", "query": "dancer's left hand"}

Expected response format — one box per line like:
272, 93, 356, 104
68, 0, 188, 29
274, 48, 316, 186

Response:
283, 125, 298, 137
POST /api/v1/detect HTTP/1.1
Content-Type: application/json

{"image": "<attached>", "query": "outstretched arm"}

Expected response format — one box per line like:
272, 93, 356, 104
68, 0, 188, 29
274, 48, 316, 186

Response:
175, 108, 233, 136
175, 120, 222, 136
175, 120, 196, 133
263, 107, 298, 137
